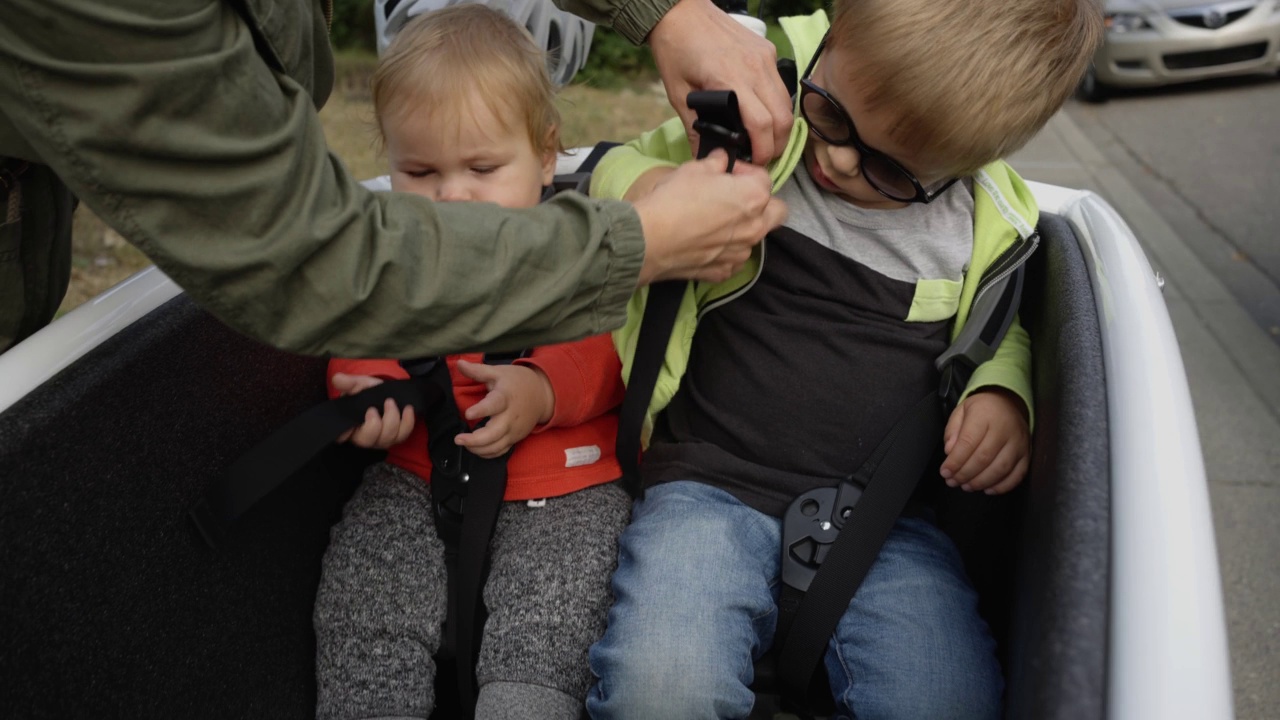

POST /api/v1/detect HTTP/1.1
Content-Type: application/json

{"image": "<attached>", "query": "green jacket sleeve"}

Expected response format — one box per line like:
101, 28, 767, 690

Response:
963, 315, 1035, 428
0, 0, 646, 358
554, 0, 680, 44
589, 115, 692, 201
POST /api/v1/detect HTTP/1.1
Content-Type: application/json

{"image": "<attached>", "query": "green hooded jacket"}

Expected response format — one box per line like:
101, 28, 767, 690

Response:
591, 10, 1038, 443
0, 0, 677, 356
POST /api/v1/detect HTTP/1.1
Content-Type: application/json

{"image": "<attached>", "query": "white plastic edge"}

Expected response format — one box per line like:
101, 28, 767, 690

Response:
1029, 181, 1234, 720
0, 266, 182, 414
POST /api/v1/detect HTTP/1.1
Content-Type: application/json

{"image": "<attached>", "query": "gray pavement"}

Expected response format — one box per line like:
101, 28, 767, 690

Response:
1009, 111, 1280, 720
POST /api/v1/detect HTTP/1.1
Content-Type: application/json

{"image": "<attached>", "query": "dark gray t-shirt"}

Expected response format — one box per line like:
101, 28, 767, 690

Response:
641, 165, 974, 516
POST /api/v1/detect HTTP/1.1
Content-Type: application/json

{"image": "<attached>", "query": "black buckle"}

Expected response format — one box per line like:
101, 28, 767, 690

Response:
780, 480, 864, 592
687, 90, 752, 168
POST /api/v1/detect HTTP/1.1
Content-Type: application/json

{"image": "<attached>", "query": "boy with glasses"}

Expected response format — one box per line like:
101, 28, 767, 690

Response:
585, 1, 1102, 717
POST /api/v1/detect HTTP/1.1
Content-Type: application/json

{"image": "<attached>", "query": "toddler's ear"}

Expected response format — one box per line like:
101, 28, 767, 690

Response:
541, 125, 559, 185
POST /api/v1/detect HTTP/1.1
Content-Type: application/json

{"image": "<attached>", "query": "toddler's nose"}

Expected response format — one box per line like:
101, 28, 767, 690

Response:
436, 178, 471, 202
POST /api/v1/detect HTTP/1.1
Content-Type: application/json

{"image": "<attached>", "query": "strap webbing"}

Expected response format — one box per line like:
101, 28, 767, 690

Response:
189, 378, 441, 548
775, 391, 943, 702
615, 91, 747, 499
418, 352, 522, 716
614, 280, 685, 499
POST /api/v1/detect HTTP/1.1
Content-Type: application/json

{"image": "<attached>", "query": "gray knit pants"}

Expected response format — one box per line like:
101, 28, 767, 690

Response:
314, 462, 631, 720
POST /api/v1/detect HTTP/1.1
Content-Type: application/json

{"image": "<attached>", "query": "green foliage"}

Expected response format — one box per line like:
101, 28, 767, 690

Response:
574, 1, 826, 88
330, 0, 378, 52
577, 28, 658, 89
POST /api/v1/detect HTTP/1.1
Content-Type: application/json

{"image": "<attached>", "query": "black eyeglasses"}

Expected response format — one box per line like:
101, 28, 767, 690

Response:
799, 32, 958, 204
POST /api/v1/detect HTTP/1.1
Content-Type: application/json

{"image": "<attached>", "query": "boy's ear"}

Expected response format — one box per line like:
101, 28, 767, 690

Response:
541, 125, 559, 186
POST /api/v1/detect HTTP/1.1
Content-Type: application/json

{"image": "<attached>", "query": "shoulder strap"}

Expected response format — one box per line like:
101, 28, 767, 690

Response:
615, 91, 749, 499
774, 391, 943, 704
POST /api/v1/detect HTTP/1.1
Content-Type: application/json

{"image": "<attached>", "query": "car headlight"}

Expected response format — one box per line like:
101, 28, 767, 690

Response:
1105, 12, 1152, 32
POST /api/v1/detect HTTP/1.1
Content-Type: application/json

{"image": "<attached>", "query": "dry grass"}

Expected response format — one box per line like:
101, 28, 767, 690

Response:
61, 56, 672, 315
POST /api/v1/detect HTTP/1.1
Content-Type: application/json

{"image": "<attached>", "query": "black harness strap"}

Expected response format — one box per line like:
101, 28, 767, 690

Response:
775, 391, 944, 702
189, 377, 441, 548
616, 91, 750, 499
412, 351, 522, 716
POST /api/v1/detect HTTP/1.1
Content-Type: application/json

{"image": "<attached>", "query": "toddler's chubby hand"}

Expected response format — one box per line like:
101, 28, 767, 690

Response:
330, 372, 416, 450
453, 360, 555, 459
940, 388, 1030, 495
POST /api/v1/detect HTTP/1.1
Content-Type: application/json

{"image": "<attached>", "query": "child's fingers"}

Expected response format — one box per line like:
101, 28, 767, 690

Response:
392, 405, 416, 446
464, 391, 507, 422
349, 407, 384, 448
375, 399, 403, 448
331, 372, 382, 396
943, 403, 966, 455
983, 455, 1031, 496
455, 359, 498, 386
454, 428, 510, 459
949, 427, 999, 487
941, 423, 984, 486
959, 442, 1019, 492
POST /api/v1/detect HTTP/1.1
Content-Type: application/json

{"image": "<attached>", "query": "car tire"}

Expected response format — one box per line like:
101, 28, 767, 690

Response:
1076, 65, 1109, 104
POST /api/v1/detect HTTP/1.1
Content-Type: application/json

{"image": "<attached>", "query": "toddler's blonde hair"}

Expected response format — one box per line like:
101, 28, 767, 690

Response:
372, 3, 562, 155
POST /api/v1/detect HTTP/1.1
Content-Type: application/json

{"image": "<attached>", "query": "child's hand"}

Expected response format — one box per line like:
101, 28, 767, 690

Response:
940, 388, 1030, 495
453, 360, 555, 459
330, 372, 416, 449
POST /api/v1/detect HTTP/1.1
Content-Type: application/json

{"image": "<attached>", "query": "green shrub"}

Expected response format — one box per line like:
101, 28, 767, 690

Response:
330, 0, 378, 52
576, 27, 658, 89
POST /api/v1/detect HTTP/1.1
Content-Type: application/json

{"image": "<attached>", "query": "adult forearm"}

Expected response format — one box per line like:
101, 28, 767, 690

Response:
0, 0, 646, 358
552, 0, 679, 44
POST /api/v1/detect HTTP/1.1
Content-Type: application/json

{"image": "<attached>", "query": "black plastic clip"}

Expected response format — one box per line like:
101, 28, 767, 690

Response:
780, 480, 865, 592
687, 90, 752, 168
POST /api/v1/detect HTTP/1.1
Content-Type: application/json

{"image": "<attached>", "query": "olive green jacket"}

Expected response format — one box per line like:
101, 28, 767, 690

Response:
0, 0, 676, 356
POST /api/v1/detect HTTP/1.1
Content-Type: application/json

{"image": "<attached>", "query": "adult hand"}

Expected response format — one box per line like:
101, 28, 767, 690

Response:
633, 150, 787, 284
647, 0, 793, 163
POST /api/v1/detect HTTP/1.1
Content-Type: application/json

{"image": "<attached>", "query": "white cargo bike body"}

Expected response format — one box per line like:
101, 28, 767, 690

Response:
0, 165, 1232, 719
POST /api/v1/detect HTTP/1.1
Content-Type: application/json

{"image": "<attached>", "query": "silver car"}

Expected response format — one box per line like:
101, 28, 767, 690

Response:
1081, 0, 1280, 99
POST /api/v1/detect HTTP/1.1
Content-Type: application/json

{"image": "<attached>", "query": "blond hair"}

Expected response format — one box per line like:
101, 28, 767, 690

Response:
372, 3, 562, 154
827, 0, 1102, 176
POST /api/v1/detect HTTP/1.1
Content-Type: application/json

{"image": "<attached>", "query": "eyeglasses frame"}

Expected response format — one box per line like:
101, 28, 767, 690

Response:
798, 32, 959, 204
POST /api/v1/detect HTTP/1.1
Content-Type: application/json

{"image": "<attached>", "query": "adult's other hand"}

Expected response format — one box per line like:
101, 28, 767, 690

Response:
647, 0, 794, 163
632, 150, 787, 285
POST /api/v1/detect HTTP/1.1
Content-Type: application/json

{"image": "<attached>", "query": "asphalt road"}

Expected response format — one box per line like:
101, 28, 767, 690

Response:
1065, 74, 1280, 342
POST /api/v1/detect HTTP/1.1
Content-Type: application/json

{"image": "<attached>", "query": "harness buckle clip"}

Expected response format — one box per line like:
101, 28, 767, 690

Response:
780, 480, 864, 592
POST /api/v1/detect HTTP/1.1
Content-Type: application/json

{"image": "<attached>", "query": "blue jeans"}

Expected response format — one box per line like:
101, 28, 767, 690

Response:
586, 481, 1002, 720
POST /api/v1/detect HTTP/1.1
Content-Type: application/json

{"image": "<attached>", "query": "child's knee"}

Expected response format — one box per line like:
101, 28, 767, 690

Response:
587, 655, 753, 720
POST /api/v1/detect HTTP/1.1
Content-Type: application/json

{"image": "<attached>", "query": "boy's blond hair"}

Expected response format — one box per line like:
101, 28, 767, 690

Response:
828, 0, 1102, 176
372, 3, 562, 154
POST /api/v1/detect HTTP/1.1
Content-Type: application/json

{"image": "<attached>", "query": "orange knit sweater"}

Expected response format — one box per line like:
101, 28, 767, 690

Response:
327, 333, 624, 501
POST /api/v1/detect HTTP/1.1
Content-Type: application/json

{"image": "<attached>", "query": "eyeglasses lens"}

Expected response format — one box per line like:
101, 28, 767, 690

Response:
862, 155, 917, 200
801, 90, 850, 144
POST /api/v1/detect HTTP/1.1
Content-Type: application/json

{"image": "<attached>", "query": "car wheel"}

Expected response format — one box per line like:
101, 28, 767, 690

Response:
1077, 65, 1109, 103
